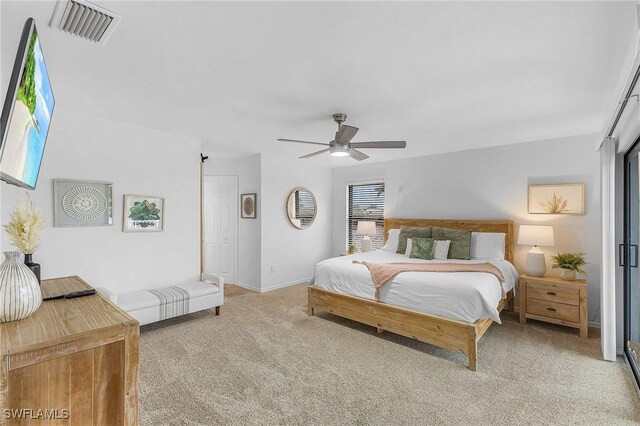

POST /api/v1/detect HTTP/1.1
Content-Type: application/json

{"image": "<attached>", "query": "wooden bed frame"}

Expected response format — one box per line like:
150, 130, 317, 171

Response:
308, 219, 515, 371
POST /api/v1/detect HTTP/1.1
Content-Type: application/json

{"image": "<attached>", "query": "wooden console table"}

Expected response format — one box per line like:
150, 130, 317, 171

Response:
0, 276, 139, 425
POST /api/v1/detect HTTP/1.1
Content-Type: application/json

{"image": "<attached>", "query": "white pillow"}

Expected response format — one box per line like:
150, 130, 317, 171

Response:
381, 228, 401, 252
470, 232, 505, 260
405, 238, 450, 260
433, 240, 451, 260
405, 238, 413, 256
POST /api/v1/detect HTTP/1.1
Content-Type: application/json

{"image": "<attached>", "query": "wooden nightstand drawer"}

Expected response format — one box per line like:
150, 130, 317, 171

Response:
526, 298, 580, 323
526, 282, 579, 306
520, 274, 587, 337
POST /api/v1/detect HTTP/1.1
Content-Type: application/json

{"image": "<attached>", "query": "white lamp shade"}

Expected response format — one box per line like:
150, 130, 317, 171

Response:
356, 221, 377, 235
517, 225, 555, 247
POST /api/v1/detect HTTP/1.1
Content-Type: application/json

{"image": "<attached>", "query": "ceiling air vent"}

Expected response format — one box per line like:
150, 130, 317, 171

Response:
49, 0, 121, 45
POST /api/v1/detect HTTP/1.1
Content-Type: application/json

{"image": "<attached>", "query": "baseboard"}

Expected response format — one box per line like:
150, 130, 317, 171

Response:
229, 280, 307, 293
260, 280, 307, 293
231, 282, 260, 293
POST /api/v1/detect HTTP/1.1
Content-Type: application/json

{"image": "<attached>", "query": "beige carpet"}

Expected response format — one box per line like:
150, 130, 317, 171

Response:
139, 284, 640, 425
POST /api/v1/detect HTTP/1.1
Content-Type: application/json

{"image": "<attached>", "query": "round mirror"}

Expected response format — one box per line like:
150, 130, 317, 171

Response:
286, 187, 317, 229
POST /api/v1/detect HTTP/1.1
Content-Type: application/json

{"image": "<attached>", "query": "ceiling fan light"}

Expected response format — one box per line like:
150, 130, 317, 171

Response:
330, 145, 349, 157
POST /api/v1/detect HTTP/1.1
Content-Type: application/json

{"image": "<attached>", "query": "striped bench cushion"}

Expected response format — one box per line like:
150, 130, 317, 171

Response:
118, 282, 219, 321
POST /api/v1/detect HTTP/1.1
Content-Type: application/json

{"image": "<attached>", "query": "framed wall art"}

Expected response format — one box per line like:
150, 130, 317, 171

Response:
123, 194, 165, 232
241, 193, 257, 219
528, 184, 585, 215
53, 179, 113, 227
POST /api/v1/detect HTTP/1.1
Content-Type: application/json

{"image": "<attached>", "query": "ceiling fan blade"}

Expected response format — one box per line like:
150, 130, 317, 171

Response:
349, 141, 407, 149
348, 148, 369, 161
277, 138, 330, 146
335, 125, 359, 144
299, 148, 330, 159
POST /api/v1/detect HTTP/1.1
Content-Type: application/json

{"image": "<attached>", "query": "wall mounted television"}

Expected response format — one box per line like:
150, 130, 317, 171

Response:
0, 18, 54, 190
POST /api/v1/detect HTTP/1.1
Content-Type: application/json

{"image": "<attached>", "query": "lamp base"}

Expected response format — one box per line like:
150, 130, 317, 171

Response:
525, 247, 546, 277
361, 235, 373, 253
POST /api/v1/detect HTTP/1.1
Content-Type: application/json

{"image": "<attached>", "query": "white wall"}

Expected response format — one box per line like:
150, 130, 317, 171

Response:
202, 154, 332, 292
203, 155, 261, 290
1, 108, 202, 293
332, 134, 602, 324
260, 154, 332, 291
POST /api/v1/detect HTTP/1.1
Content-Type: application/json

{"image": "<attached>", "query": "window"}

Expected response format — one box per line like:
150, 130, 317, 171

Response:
294, 190, 315, 227
347, 182, 385, 250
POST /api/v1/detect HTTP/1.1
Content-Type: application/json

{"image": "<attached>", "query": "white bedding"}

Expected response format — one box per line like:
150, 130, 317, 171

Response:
309, 250, 519, 324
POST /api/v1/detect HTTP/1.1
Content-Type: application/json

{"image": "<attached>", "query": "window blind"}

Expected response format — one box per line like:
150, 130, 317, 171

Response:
347, 182, 385, 250
295, 190, 315, 227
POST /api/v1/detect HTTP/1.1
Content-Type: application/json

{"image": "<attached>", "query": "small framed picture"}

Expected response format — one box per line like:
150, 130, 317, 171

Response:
53, 179, 113, 227
241, 193, 257, 219
123, 194, 165, 232
528, 184, 585, 215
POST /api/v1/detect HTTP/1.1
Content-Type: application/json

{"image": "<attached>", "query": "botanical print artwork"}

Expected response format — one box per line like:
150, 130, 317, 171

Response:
241, 193, 256, 219
129, 200, 160, 226
528, 184, 585, 215
123, 195, 164, 232
538, 193, 569, 214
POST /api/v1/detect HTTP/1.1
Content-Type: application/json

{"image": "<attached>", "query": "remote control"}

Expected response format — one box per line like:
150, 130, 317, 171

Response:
64, 289, 96, 299
43, 288, 96, 301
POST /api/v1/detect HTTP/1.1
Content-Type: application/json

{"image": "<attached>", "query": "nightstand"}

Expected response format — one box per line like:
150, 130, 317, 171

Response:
519, 274, 588, 338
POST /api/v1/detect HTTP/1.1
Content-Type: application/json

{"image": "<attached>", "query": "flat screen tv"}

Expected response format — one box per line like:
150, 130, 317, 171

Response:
0, 18, 54, 190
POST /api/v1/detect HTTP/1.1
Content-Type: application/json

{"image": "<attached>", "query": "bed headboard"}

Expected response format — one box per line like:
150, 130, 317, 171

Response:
383, 219, 514, 264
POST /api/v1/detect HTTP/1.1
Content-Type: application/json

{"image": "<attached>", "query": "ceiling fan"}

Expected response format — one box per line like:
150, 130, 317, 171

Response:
277, 113, 407, 161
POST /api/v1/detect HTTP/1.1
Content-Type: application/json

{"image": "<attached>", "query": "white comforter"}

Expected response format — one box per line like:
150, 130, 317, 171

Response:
309, 250, 519, 324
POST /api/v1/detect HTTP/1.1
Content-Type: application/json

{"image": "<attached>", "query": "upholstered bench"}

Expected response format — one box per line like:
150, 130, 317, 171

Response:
99, 273, 224, 326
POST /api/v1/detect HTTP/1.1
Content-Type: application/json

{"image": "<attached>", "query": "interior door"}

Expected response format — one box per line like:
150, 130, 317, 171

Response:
624, 138, 640, 386
203, 175, 238, 284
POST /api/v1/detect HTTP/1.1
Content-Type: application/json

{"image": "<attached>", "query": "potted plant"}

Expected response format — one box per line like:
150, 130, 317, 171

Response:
0, 195, 44, 322
348, 244, 357, 254
550, 252, 586, 281
4, 194, 44, 283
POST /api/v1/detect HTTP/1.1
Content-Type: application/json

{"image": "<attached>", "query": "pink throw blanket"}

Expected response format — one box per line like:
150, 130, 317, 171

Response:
352, 261, 506, 301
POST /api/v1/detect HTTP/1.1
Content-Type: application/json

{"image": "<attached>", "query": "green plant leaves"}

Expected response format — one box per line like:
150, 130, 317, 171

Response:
550, 252, 586, 273
128, 200, 161, 221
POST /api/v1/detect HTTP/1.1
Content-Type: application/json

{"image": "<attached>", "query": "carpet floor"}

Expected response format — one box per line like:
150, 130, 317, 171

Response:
139, 284, 640, 425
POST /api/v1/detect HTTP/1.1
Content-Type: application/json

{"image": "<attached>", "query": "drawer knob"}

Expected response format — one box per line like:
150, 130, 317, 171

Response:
547, 307, 557, 312
546, 292, 557, 296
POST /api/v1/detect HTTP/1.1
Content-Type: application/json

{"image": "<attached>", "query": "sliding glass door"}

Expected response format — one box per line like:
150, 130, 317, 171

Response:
624, 138, 640, 386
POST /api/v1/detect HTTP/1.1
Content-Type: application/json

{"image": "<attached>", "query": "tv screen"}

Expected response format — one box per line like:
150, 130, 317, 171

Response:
0, 18, 54, 190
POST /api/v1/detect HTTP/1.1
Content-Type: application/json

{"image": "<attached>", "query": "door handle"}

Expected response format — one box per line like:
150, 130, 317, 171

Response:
620, 244, 626, 267
632, 244, 639, 268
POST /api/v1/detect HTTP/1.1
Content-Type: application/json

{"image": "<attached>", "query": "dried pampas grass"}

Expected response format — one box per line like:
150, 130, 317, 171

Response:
4, 194, 44, 254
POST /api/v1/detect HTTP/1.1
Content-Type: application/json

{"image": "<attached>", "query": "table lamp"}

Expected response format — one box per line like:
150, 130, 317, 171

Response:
517, 225, 555, 277
357, 221, 377, 252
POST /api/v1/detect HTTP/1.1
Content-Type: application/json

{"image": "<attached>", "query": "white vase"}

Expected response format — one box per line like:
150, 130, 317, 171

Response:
560, 269, 577, 281
0, 251, 42, 322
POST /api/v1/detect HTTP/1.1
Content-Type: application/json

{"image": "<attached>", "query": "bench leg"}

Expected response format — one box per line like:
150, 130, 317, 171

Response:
215, 306, 220, 316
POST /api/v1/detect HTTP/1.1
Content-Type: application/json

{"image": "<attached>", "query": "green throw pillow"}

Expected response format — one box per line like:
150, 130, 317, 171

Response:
396, 226, 432, 254
431, 227, 471, 259
410, 237, 435, 260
